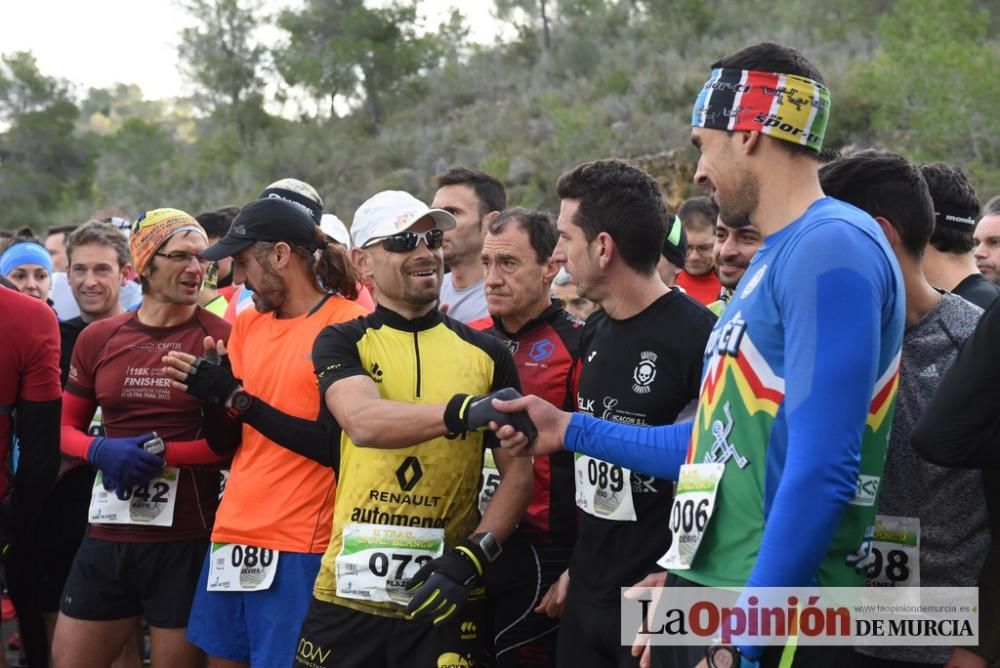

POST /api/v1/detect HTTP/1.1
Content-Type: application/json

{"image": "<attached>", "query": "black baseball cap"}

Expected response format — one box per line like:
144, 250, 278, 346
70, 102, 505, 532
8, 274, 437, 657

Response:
661, 213, 688, 267
201, 198, 318, 261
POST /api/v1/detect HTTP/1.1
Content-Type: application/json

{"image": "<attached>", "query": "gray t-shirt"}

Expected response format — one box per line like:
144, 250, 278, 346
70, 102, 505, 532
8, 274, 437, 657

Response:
859, 293, 989, 663
438, 273, 488, 323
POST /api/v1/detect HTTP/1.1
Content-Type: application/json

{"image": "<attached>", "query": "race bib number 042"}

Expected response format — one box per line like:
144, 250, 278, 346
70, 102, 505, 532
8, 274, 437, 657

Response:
336, 523, 445, 605
207, 543, 279, 591
88, 468, 179, 527
658, 463, 724, 570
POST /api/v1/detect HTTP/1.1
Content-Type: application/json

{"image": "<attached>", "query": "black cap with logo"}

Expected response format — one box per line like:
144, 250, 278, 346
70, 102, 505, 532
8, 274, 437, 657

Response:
201, 198, 318, 261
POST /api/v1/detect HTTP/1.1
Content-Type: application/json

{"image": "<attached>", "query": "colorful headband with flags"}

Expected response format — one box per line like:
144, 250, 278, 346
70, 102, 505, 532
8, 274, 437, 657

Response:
691, 68, 831, 152
130, 208, 206, 276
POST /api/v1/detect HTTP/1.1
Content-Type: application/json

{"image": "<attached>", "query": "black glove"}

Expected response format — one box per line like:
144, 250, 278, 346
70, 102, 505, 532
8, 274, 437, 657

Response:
405, 538, 486, 624
183, 351, 240, 406
444, 388, 538, 441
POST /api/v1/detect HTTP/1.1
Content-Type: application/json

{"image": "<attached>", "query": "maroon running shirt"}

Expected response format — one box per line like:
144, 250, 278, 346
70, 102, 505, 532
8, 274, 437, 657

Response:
65, 308, 231, 542
0, 287, 61, 500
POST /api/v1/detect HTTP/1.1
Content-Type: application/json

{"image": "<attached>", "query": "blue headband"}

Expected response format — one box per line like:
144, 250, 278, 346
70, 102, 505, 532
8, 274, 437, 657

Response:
1, 242, 53, 277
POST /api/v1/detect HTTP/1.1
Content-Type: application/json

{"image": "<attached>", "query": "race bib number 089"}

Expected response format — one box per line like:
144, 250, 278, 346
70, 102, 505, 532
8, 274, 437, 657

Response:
575, 454, 636, 521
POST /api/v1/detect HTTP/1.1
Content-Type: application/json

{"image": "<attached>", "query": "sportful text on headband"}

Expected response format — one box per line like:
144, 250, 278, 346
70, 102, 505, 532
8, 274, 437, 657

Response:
691, 68, 831, 152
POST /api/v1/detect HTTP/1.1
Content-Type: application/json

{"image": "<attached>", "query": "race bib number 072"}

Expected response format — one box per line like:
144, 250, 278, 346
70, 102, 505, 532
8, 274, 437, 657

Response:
336, 523, 445, 605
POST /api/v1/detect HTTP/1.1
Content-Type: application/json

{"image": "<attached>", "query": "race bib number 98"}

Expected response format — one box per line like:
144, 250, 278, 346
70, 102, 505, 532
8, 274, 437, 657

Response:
336, 523, 445, 605
865, 515, 920, 588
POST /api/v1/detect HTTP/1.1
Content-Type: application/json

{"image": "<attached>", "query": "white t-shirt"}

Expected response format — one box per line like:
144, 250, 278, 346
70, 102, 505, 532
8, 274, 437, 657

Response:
438, 274, 488, 323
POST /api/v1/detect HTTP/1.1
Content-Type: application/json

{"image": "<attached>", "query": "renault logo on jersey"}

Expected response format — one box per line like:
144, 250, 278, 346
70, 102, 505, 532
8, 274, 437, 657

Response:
396, 456, 423, 491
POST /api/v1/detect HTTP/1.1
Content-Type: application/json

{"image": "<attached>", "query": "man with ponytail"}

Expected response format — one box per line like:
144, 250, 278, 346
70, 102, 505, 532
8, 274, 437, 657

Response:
162, 197, 367, 667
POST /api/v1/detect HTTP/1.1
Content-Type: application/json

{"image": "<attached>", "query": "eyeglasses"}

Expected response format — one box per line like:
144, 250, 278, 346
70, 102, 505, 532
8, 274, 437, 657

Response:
688, 243, 715, 255
154, 251, 210, 266
369, 229, 445, 253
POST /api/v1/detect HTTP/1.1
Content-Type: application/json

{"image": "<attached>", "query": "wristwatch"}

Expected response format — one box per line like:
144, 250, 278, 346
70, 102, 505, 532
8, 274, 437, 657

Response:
226, 388, 254, 419
469, 532, 503, 563
706, 645, 742, 668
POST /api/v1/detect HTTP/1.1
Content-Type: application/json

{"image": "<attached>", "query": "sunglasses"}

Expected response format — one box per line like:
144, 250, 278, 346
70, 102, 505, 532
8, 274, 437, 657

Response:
371, 228, 445, 253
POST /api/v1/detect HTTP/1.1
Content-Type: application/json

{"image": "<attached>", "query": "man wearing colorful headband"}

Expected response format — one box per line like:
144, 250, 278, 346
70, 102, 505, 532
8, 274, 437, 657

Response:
920, 163, 1000, 309
54, 208, 238, 668
491, 42, 905, 668
293, 190, 533, 668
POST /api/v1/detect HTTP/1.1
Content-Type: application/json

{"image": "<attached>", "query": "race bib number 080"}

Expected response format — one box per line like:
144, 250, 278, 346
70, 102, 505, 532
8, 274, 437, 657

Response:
207, 543, 279, 591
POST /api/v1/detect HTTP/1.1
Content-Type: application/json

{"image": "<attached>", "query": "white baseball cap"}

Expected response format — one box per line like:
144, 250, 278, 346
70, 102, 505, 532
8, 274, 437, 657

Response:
320, 214, 351, 249
351, 190, 456, 250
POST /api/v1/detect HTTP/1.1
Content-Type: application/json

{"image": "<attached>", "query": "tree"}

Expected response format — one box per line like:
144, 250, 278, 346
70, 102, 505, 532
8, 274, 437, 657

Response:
0, 52, 95, 229
178, 0, 270, 144
494, 0, 553, 50
862, 0, 1000, 171
275, 0, 445, 133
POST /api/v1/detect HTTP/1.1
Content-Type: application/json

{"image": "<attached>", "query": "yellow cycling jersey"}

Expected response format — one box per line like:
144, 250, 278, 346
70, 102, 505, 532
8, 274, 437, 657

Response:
311, 305, 519, 617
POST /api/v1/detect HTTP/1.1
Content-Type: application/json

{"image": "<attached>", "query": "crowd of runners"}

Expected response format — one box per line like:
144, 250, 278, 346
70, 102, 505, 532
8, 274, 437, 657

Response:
1, 40, 999, 668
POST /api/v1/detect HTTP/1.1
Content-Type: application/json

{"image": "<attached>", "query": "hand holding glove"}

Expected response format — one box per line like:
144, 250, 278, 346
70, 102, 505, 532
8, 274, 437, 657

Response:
405, 538, 488, 625
88, 433, 164, 488
444, 388, 538, 441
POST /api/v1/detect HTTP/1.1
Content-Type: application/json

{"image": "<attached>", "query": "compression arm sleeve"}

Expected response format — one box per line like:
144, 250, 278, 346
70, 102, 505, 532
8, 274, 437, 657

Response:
241, 397, 341, 469
563, 412, 690, 481
165, 405, 240, 466
911, 300, 1000, 468
10, 398, 61, 525
60, 391, 97, 461
747, 223, 895, 591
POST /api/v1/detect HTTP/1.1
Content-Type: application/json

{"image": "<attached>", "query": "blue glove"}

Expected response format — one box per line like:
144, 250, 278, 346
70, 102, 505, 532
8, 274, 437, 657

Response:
88, 434, 164, 488
99, 469, 131, 501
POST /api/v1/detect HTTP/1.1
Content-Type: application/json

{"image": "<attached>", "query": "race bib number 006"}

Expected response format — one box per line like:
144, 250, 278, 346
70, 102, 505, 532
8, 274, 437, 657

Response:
207, 543, 279, 591
336, 523, 444, 605
575, 454, 636, 521
658, 463, 724, 570
88, 468, 179, 527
